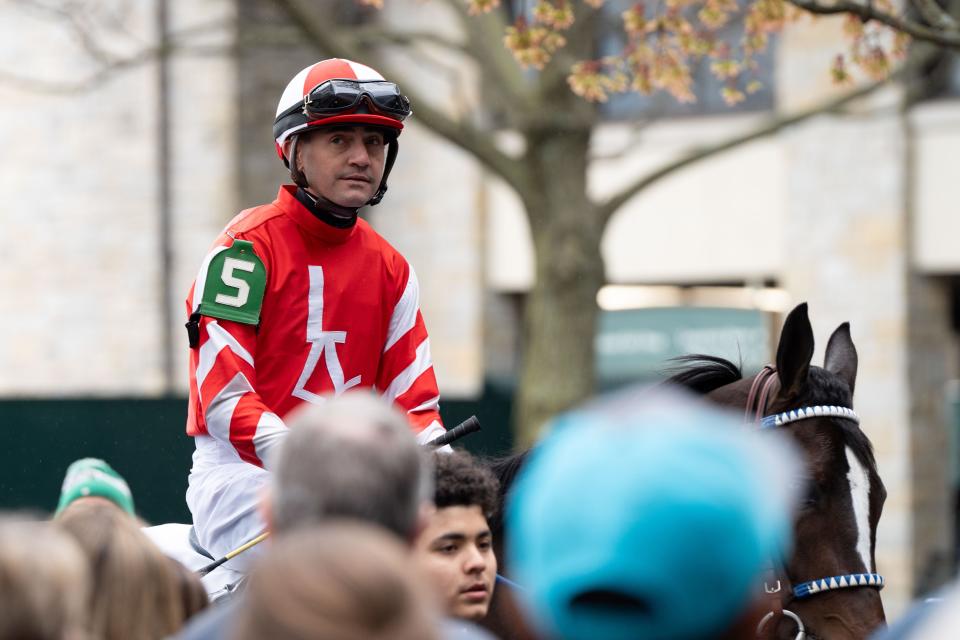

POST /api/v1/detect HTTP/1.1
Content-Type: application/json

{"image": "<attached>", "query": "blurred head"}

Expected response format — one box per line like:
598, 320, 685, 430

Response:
55, 457, 135, 517
0, 518, 89, 640
235, 522, 440, 640
270, 391, 432, 541
414, 451, 500, 621
508, 389, 801, 640
57, 501, 191, 640
168, 553, 210, 621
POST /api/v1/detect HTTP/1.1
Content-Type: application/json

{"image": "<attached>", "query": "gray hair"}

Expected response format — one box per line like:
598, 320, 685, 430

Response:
270, 392, 433, 540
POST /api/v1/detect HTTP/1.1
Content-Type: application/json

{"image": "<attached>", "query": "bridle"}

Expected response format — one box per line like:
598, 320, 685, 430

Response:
746, 365, 885, 639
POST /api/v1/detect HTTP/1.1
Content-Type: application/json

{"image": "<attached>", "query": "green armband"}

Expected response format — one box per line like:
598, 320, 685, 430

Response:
198, 240, 266, 325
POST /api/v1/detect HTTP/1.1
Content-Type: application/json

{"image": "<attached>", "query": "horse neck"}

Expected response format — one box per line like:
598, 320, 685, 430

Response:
705, 375, 758, 415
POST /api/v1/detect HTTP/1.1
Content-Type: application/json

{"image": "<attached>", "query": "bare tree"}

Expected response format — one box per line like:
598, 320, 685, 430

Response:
269, 0, 914, 443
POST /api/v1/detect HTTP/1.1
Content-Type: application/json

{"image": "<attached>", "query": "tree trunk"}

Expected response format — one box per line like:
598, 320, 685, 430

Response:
514, 126, 603, 446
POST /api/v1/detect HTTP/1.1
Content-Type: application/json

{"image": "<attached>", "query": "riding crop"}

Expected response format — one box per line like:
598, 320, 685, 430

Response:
195, 414, 483, 576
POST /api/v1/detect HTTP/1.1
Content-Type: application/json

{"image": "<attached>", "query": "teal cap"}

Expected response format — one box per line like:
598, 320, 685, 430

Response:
507, 389, 800, 640
55, 458, 135, 516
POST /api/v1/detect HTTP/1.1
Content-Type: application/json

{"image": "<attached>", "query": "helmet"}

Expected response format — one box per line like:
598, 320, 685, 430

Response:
274, 59, 410, 206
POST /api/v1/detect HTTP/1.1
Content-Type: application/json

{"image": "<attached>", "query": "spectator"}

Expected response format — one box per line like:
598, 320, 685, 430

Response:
507, 390, 800, 640
177, 393, 495, 640
56, 457, 135, 517
414, 451, 499, 622
235, 522, 440, 640
0, 518, 89, 640
170, 552, 212, 622
59, 501, 200, 639
267, 391, 432, 540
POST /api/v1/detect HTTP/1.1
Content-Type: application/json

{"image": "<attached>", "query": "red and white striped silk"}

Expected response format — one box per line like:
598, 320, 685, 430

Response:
185, 186, 443, 469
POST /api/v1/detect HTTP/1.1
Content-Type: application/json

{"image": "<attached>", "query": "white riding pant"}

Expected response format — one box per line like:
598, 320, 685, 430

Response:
186, 435, 269, 573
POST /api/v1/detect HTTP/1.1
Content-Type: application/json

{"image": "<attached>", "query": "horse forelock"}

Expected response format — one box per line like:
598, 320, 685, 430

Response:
799, 367, 877, 475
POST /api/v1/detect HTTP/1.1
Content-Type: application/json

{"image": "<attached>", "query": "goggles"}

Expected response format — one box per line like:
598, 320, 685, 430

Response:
298, 79, 412, 122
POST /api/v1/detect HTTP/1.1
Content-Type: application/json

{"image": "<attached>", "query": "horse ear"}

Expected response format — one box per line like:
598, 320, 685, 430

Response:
825, 322, 858, 395
776, 303, 814, 398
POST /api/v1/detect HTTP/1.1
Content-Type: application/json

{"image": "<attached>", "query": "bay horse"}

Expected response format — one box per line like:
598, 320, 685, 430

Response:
482, 303, 886, 640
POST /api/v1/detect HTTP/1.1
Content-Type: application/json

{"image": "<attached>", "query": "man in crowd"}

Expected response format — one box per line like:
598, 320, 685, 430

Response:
183, 57, 445, 570
414, 451, 499, 623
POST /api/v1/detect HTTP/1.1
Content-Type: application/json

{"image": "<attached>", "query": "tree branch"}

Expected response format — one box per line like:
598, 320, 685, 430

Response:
349, 24, 472, 57
270, 0, 528, 194
436, 0, 534, 109
788, 0, 960, 48
910, 0, 957, 30
0, 42, 229, 94
597, 76, 893, 224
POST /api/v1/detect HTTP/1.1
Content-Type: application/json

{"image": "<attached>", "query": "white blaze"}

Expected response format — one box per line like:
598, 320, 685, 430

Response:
846, 446, 873, 573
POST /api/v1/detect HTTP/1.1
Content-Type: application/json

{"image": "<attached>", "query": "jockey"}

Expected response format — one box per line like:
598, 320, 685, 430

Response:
181, 58, 445, 574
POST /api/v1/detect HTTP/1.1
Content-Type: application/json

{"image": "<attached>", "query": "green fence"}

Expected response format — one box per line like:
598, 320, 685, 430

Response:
0, 386, 513, 526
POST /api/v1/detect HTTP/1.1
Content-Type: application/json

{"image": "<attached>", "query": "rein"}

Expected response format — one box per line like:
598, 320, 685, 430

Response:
747, 366, 884, 639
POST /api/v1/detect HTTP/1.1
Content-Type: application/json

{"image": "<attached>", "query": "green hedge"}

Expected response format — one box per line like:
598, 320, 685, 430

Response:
0, 386, 513, 526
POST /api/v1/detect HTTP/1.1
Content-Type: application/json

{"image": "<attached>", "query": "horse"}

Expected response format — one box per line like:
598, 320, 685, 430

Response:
481, 303, 886, 640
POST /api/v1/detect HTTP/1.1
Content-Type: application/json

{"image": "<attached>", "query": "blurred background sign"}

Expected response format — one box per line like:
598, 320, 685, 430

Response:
596, 307, 770, 387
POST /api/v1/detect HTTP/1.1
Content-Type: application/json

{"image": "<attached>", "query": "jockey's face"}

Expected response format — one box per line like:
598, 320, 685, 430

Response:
413, 505, 497, 621
294, 126, 386, 208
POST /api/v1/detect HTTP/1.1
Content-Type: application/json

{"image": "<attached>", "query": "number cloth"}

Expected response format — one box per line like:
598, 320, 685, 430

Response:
184, 185, 444, 565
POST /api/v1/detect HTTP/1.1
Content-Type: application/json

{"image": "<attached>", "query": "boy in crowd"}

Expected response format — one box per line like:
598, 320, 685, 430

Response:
415, 451, 499, 622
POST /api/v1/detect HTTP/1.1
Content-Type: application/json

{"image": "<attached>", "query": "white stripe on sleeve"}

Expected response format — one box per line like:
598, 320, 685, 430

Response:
415, 421, 446, 445
384, 267, 420, 353
409, 396, 440, 415
254, 412, 289, 471
197, 321, 255, 397
381, 339, 433, 402
205, 372, 254, 443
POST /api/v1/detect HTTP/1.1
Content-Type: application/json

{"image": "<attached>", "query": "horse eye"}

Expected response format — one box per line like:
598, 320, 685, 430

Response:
802, 484, 821, 508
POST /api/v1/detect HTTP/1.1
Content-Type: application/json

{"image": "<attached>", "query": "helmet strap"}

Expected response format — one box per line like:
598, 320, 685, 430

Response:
367, 137, 398, 206
287, 135, 310, 189
295, 187, 360, 229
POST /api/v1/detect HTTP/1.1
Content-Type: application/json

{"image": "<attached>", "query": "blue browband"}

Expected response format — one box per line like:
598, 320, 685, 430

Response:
793, 573, 885, 599
759, 405, 860, 429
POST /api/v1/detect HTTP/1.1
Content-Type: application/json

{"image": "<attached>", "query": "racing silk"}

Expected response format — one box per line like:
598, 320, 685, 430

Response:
185, 185, 443, 469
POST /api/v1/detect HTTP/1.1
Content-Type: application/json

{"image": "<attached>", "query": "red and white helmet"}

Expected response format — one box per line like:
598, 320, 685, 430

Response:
273, 58, 407, 164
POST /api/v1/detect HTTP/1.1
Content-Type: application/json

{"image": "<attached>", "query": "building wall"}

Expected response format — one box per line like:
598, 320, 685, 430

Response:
0, 2, 164, 394
0, 0, 237, 395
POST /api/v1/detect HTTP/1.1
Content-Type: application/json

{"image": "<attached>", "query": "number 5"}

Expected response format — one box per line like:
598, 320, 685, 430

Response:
215, 258, 255, 308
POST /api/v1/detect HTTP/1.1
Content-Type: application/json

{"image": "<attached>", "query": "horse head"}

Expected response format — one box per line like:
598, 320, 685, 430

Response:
687, 303, 887, 639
